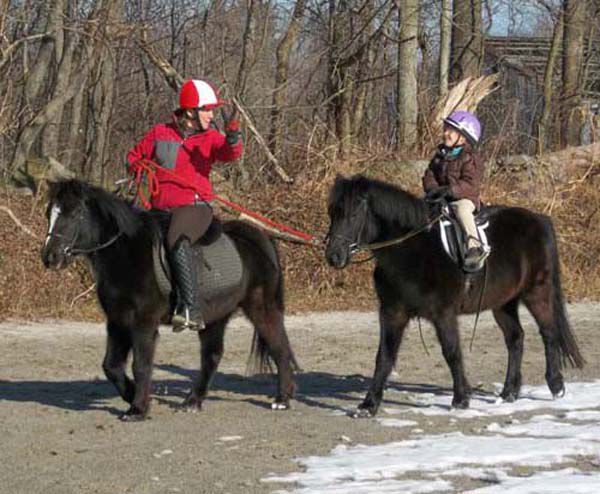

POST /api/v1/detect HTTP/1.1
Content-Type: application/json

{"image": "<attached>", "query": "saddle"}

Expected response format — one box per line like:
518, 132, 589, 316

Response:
437, 203, 491, 272
149, 211, 243, 302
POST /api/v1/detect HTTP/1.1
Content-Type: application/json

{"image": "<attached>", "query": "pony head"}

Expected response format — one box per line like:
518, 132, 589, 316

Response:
41, 180, 140, 269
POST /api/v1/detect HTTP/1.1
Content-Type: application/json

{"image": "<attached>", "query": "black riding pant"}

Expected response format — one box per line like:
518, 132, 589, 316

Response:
167, 203, 213, 249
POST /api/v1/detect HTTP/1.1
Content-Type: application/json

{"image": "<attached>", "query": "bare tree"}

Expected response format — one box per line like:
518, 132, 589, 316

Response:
439, 0, 451, 96
561, 0, 587, 147
269, 0, 306, 160
450, 0, 482, 82
85, 0, 125, 185
396, 0, 419, 150
10, 1, 103, 177
538, 5, 563, 152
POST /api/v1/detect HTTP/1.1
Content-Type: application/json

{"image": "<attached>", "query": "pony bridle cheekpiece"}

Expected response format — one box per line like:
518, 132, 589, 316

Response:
334, 197, 443, 257
329, 197, 369, 257
44, 202, 122, 259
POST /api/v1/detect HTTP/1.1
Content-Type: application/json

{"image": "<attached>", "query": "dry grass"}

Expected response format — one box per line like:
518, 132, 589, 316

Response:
0, 156, 599, 321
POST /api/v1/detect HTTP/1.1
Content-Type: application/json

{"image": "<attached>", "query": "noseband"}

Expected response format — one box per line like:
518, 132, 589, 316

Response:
331, 198, 442, 258
45, 205, 122, 259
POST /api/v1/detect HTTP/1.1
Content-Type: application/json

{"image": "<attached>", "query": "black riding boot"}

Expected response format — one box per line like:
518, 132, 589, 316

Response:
169, 237, 205, 332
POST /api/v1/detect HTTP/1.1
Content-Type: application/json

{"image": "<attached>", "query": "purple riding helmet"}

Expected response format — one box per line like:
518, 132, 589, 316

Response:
443, 110, 482, 145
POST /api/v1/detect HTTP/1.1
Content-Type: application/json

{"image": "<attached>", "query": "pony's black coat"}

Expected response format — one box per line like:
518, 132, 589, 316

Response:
42, 180, 296, 420
326, 174, 584, 415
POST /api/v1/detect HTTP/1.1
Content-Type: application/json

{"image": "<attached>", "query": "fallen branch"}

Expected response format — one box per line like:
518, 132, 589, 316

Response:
70, 283, 96, 308
0, 205, 40, 239
428, 74, 499, 141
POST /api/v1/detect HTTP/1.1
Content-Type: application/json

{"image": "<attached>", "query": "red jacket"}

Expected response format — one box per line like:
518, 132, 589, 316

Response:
127, 122, 242, 209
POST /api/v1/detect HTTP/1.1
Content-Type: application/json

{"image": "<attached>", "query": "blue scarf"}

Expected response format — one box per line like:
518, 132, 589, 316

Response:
449, 146, 463, 158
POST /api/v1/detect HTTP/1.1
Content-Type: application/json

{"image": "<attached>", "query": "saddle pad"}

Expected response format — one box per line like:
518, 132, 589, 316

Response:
439, 219, 491, 266
153, 234, 243, 301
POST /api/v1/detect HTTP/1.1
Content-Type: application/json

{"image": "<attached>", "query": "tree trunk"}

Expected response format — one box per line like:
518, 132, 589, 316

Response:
235, 0, 258, 97
268, 0, 306, 159
86, 51, 117, 185
439, 0, 451, 96
19, 0, 64, 145
41, 14, 73, 160
10, 1, 102, 175
85, 0, 124, 185
64, 80, 86, 169
450, 0, 482, 82
561, 0, 587, 147
396, 0, 419, 151
538, 9, 563, 153
352, 41, 374, 138
10, 43, 101, 176
327, 0, 353, 155
0, 0, 9, 40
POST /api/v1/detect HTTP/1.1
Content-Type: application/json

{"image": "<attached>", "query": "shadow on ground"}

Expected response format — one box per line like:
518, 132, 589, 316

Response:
0, 363, 498, 417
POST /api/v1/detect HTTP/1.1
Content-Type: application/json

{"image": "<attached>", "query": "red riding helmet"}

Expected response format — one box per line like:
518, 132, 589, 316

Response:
179, 79, 225, 110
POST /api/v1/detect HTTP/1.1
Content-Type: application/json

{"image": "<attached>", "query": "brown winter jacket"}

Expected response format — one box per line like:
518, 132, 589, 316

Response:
422, 146, 484, 208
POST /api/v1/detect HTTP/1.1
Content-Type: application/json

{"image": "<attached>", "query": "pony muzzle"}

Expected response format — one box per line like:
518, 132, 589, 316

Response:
325, 243, 351, 269
41, 243, 72, 270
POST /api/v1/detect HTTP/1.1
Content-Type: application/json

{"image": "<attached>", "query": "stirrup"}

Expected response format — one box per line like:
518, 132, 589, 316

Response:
172, 306, 205, 333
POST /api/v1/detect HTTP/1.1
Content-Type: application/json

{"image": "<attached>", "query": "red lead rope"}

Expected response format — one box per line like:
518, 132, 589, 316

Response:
129, 159, 319, 245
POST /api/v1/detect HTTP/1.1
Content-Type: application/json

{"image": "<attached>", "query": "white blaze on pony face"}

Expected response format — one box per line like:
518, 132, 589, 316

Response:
44, 203, 62, 247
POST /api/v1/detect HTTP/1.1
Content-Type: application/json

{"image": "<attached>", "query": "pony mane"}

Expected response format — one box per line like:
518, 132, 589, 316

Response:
48, 179, 143, 238
331, 174, 428, 230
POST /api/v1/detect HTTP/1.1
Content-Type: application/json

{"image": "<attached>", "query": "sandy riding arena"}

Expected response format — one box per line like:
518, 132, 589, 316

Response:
2, 305, 600, 494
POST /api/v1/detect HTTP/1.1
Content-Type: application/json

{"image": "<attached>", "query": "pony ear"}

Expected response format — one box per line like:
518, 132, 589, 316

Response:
334, 173, 347, 184
46, 180, 58, 200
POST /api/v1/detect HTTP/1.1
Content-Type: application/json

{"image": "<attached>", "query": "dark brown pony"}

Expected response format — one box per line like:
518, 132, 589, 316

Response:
326, 174, 584, 417
41, 180, 297, 421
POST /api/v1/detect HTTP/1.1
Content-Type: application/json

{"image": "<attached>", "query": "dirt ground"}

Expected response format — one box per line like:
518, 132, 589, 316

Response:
1, 304, 600, 494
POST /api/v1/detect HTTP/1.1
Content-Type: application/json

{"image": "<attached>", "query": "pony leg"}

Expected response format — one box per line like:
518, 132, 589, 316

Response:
183, 316, 229, 411
433, 313, 471, 409
261, 307, 296, 409
121, 328, 158, 421
356, 307, 409, 418
243, 297, 296, 410
493, 300, 524, 402
523, 291, 565, 398
102, 323, 134, 405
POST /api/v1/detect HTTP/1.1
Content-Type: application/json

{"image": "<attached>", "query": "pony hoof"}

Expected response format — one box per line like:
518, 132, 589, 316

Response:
552, 386, 566, 399
451, 398, 470, 410
500, 391, 518, 403
351, 407, 373, 419
271, 401, 290, 410
182, 397, 203, 412
119, 412, 146, 422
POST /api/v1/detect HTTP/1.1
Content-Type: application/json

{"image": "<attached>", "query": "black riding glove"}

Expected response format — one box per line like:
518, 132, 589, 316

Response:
425, 186, 450, 203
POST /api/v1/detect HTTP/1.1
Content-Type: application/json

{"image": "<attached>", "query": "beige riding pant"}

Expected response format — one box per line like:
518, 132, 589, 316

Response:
450, 199, 480, 249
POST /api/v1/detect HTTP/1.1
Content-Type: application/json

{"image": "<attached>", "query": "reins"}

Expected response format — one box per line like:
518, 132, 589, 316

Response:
68, 231, 123, 256
349, 214, 443, 256
469, 262, 488, 352
129, 159, 319, 246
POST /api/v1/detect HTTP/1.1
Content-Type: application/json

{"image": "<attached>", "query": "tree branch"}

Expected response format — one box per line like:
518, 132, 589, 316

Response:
0, 206, 40, 239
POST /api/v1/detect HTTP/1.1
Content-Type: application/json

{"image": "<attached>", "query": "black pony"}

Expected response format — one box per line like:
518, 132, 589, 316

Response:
326, 174, 584, 416
41, 180, 297, 420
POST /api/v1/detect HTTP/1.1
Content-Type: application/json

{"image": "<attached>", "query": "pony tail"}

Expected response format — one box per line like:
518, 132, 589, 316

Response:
548, 222, 585, 368
246, 332, 273, 375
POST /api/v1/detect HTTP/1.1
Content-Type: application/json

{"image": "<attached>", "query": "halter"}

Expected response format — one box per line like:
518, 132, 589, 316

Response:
45, 204, 123, 259
331, 197, 443, 260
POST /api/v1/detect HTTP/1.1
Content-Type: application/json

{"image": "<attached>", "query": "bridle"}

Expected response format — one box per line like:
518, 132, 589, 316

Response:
326, 198, 370, 257
45, 204, 122, 259
329, 197, 443, 261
